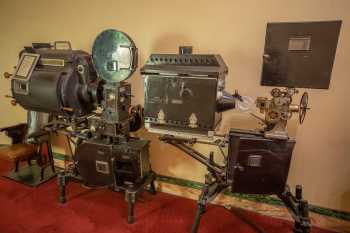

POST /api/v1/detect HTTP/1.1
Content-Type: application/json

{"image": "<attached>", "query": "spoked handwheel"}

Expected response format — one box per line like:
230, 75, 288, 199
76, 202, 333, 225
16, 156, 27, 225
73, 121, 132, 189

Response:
299, 92, 310, 124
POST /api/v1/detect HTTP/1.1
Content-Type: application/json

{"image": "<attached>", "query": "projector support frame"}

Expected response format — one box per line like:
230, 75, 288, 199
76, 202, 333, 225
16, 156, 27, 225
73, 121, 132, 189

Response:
57, 167, 157, 224
160, 135, 311, 233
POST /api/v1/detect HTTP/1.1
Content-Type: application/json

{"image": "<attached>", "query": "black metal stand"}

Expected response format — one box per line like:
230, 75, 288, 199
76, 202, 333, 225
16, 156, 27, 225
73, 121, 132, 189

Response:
57, 169, 157, 224
124, 172, 157, 224
279, 185, 311, 233
191, 180, 228, 233
57, 170, 67, 203
160, 135, 311, 233
38, 140, 56, 181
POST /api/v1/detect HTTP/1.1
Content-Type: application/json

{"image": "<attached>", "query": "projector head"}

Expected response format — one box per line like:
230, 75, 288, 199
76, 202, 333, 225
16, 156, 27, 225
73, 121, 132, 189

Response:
8, 42, 99, 117
141, 47, 235, 138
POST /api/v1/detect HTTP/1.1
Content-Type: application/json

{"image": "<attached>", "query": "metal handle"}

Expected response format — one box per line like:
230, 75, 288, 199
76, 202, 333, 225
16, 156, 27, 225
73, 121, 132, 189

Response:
129, 46, 138, 70
54, 41, 72, 50
119, 45, 137, 70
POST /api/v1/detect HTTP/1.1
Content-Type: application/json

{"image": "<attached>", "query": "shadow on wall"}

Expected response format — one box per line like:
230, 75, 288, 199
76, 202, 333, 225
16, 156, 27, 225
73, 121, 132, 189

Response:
129, 34, 192, 105
51, 133, 74, 157
133, 129, 206, 182
151, 34, 193, 54
341, 190, 350, 211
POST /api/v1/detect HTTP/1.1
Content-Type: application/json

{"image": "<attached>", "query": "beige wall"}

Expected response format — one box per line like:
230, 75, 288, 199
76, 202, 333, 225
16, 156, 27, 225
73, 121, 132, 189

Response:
1, 0, 349, 212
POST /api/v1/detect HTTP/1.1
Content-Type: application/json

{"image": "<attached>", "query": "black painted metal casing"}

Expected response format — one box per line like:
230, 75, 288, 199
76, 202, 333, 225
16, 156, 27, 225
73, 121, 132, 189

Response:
12, 46, 98, 117
228, 129, 295, 194
102, 82, 131, 123
74, 139, 150, 187
141, 53, 228, 136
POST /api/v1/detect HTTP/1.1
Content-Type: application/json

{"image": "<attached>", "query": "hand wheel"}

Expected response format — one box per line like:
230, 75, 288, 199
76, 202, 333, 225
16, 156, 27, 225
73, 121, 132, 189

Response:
299, 92, 310, 124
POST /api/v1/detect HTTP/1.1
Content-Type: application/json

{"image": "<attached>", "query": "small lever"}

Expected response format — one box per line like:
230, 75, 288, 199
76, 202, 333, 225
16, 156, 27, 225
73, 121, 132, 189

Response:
3, 72, 12, 79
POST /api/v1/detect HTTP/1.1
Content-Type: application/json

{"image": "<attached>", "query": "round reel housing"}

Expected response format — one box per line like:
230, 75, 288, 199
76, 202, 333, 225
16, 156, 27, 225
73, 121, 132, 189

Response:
92, 29, 138, 83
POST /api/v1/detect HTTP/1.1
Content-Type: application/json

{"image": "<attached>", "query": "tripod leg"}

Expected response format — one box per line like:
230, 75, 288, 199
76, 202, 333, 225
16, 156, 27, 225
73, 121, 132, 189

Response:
149, 177, 156, 195
58, 171, 67, 203
15, 160, 19, 172
191, 183, 210, 233
128, 197, 134, 224
40, 167, 45, 181
280, 185, 311, 233
126, 190, 135, 224
294, 200, 310, 233
47, 141, 55, 173
191, 203, 206, 233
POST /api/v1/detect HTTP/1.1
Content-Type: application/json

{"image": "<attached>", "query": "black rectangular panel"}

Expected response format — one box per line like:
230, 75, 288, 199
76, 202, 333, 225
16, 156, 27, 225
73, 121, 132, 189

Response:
228, 129, 295, 194
144, 75, 219, 133
261, 20, 342, 89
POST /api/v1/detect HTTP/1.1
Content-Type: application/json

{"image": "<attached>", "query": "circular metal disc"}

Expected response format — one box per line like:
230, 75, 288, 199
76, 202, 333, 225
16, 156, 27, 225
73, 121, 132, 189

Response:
92, 29, 137, 83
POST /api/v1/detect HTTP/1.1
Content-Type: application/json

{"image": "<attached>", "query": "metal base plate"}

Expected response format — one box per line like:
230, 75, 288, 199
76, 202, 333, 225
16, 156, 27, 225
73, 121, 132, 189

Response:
3, 163, 57, 187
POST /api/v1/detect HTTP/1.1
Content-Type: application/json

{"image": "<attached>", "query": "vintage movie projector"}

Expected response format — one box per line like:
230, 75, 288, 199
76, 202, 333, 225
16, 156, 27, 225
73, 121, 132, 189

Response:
6, 29, 156, 224
255, 87, 309, 140
141, 47, 311, 233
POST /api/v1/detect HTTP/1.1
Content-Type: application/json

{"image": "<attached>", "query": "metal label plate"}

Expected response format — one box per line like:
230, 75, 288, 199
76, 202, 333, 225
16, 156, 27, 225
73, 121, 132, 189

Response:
13, 53, 40, 82
95, 160, 110, 174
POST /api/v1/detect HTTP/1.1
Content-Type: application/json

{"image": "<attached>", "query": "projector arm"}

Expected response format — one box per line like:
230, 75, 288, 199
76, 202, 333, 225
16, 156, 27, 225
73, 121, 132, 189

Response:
159, 135, 226, 177
159, 135, 229, 233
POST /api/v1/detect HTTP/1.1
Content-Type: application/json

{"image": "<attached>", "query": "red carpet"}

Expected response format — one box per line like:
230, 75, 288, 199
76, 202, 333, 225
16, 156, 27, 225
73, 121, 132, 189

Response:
0, 162, 335, 233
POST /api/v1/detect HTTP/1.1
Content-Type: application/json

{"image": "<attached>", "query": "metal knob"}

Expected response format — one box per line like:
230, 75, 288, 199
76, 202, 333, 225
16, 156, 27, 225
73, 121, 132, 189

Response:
10, 99, 17, 106
3, 72, 12, 79
262, 54, 272, 62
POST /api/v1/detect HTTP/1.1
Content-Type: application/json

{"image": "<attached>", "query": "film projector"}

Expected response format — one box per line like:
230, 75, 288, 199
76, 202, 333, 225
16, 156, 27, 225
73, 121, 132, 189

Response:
141, 47, 311, 233
139, 20, 341, 233
6, 29, 156, 224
